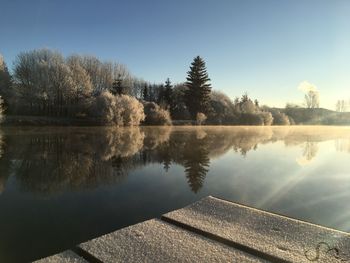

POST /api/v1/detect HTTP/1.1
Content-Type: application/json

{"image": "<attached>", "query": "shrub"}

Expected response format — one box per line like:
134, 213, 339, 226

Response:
272, 111, 290, 125
92, 91, 121, 125
92, 91, 145, 126
143, 102, 172, 125
196, 112, 207, 125
260, 112, 273, 126
117, 95, 145, 126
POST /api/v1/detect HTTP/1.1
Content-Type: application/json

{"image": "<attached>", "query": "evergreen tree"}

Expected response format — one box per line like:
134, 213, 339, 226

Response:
157, 84, 165, 105
111, 74, 125, 95
143, 84, 149, 101
164, 78, 173, 107
185, 56, 212, 119
254, 99, 259, 108
0, 54, 12, 109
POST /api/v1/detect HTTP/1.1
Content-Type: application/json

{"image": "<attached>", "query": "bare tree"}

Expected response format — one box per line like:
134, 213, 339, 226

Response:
304, 90, 319, 108
336, 99, 347, 112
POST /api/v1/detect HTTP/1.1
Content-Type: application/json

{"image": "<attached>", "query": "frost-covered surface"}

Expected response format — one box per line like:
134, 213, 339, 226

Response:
79, 219, 262, 263
163, 196, 350, 262
34, 250, 87, 263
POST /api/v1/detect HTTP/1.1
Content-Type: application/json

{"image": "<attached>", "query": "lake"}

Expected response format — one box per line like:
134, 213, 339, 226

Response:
0, 126, 350, 262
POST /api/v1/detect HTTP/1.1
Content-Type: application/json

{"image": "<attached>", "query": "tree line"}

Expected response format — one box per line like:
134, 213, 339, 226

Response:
0, 48, 335, 126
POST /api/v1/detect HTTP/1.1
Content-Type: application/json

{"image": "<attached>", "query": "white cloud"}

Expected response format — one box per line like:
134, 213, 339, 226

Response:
298, 81, 318, 93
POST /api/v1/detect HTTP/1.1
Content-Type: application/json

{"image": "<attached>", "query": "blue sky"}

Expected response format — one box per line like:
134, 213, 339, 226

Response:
1, 0, 350, 109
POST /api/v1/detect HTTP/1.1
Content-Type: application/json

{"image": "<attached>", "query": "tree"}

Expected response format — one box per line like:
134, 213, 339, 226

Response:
111, 74, 125, 96
209, 91, 237, 124
336, 100, 347, 112
272, 111, 290, 125
164, 78, 173, 108
196, 112, 207, 125
254, 99, 259, 107
142, 84, 149, 100
157, 84, 166, 105
92, 91, 145, 126
0, 54, 12, 109
170, 84, 190, 120
185, 56, 212, 119
143, 101, 172, 125
304, 90, 319, 109
0, 96, 4, 122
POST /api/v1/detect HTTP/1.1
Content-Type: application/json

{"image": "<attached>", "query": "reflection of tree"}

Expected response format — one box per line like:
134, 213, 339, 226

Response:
3, 126, 350, 195
142, 126, 171, 150
5, 127, 145, 194
295, 140, 319, 166
302, 141, 318, 161
98, 127, 145, 160
203, 127, 273, 158
0, 131, 3, 159
0, 131, 9, 194
335, 139, 350, 153
181, 134, 210, 193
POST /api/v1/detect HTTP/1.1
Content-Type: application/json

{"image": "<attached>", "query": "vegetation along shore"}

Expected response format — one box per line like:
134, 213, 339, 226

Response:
0, 49, 349, 126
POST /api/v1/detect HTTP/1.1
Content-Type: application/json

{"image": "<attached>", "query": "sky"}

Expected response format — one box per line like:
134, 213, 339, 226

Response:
1, 0, 350, 109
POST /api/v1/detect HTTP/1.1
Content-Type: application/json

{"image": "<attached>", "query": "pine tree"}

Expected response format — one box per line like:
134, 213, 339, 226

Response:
185, 56, 212, 119
164, 78, 173, 107
111, 74, 125, 95
143, 84, 149, 101
157, 84, 165, 105
0, 54, 12, 109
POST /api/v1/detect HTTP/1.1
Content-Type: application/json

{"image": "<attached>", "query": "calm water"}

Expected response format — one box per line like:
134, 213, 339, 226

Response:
0, 126, 350, 262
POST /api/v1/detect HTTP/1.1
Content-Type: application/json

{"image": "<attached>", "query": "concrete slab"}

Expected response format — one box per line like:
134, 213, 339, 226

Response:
34, 250, 87, 263
79, 218, 266, 263
163, 196, 350, 262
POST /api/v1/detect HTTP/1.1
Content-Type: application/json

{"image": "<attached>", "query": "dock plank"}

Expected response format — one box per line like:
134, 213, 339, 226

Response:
162, 196, 350, 262
78, 219, 265, 263
34, 250, 87, 263
36, 196, 350, 262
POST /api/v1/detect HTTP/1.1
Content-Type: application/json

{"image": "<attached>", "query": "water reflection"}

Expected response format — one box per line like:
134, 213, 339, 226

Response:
1, 126, 350, 262
0, 126, 350, 195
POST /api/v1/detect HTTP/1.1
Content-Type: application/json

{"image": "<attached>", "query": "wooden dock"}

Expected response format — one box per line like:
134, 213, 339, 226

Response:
35, 196, 350, 262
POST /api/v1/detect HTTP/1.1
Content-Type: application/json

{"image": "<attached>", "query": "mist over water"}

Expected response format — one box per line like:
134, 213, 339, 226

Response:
0, 126, 350, 262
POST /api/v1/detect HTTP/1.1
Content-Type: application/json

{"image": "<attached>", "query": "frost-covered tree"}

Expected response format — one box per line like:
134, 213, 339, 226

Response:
209, 91, 237, 124
196, 112, 207, 125
336, 100, 347, 112
92, 91, 121, 125
13, 49, 67, 114
305, 90, 319, 109
185, 56, 212, 119
239, 93, 256, 114
92, 91, 144, 126
143, 101, 172, 125
117, 95, 145, 125
272, 111, 290, 125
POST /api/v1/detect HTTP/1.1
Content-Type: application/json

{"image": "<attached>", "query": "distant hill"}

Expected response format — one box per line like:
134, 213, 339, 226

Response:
273, 107, 350, 125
